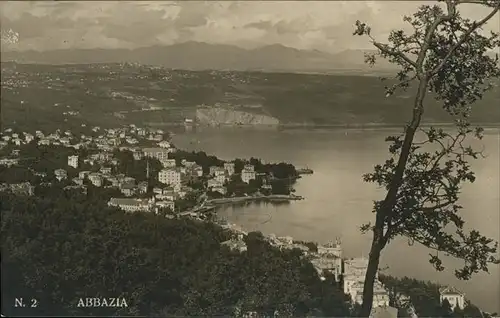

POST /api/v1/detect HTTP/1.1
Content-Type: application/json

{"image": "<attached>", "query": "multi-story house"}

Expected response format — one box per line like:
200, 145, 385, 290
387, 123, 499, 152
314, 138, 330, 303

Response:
138, 181, 148, 194
243, 164, 255, 172
158, 168, 182, 185
160, 159, 177, 168
157, 190, 176, 201
241, 168, 256, 183
439, 286, 465, 310
120, 184, 136, 197
181, 159, 196, 168
209, 166, 225, 176
133, 150, 144, 160
68, 155, 79, 169
192, 165, 203, 177
143, 147, 170, 161
88, 173, 103, 187
224, 162, 235, 176
24, 133, 34, 143
155, 200, 175, 211
215, 173, 227, 184
343, 257, 390, 308
100, 167, 112, 175
108, 198, 151, 212
78, 171, 91, 179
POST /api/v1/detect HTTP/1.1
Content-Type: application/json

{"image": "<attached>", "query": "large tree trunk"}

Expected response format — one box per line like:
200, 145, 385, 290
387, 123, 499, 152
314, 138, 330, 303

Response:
359, 77, 428, 317
359, 225, 384, 317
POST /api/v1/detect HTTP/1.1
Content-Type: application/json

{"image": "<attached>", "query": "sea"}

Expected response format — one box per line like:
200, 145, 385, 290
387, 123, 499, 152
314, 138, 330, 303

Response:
172, 127, 500, 313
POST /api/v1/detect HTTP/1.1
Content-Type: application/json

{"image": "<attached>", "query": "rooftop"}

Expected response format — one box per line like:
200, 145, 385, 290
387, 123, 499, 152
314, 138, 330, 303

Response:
109, 198, 149, 206
439, 286, 464, 296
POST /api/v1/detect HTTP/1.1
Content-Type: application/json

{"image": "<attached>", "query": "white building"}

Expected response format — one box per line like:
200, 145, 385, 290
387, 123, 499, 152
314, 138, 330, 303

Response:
158, 168, 182, 185
157, 141, 171, 149
156, 200, 175, 211
241, 168, 256, 183
161, 159, 177, 168
212, 185, 227, 195
88, 173, 103, 187
313, 240, 343, 281
439, 286, 465, 310
54, 169, 68, 181
343, 257, 390, 308
68, 155, 79, 169
209, 166, 225, 176
352, 281, 390, 308
224, 162, 235, 176
243, 164, 255, 172
24, 133, 34, 143
132, 151, 144, 160
182, 159, 196, 168
79, 171, 91, 179
208, 178, 224, 189
143, 147, 170, 161
108, 198, 151, 212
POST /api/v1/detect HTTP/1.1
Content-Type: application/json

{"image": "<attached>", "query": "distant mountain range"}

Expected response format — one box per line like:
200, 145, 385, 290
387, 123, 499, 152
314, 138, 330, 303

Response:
1, 42, 398, 74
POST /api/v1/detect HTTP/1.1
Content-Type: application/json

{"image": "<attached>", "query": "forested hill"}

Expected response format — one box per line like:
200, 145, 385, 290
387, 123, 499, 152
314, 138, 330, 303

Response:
1, 190, 351, 317
1, 187, 493, 317
1, 62, 499, 133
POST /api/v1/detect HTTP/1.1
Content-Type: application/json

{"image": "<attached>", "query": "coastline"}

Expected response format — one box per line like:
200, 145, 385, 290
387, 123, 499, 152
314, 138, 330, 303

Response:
206, 194, 304, 205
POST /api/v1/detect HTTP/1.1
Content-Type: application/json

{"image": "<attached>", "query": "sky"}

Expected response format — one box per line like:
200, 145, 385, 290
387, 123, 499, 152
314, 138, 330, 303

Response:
0, 1, 499, 53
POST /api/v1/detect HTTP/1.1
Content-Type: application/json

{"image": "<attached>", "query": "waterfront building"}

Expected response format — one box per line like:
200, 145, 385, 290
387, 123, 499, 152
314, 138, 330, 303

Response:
241, 168, 256, 183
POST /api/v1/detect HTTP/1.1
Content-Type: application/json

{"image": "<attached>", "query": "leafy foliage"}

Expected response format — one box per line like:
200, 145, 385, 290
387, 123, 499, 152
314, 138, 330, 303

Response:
353, 0, 500, 315
380, 274, 486, 318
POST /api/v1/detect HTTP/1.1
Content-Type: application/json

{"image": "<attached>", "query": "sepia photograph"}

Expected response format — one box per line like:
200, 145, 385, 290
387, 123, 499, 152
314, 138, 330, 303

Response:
1, 1, 499, 317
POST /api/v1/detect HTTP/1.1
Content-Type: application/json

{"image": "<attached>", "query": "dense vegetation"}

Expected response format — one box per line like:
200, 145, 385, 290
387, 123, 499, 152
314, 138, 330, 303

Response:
1, 190, 351, 317
379, 274, 494, 318
2, 63, 499, 133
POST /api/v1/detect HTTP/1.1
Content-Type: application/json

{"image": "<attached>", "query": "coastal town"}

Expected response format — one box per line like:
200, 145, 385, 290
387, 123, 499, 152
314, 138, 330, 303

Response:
0, 123, 476, 318
0, 124, 303, 219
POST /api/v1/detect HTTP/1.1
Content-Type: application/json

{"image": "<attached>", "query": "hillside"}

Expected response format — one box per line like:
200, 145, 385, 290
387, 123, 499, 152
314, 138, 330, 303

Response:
1, 190, 351, 317
1, 62, 499, 132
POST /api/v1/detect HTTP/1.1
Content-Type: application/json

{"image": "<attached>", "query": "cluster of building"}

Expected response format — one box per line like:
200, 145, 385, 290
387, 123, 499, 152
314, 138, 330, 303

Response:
0, 125, 169, 151
0, 182, 35, 196
216, 229, 468, 318
1, 124, 265, 219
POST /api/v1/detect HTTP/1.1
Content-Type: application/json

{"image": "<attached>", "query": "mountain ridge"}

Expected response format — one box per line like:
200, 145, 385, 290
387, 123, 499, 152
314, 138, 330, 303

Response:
1, 41, 397, 73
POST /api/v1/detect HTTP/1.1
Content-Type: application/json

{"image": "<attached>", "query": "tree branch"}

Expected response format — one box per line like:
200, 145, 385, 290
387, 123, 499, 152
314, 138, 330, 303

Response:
416, 1, 458, 74
372, 41, 418, 69
430, 3, 500, 75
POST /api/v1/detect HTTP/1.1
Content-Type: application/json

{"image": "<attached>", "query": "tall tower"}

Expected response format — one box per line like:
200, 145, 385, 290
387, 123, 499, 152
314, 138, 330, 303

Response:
146, 159, 150, 179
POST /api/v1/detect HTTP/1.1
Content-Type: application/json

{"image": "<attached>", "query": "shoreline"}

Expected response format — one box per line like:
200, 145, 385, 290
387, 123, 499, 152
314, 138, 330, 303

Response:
206, 194, 304, 206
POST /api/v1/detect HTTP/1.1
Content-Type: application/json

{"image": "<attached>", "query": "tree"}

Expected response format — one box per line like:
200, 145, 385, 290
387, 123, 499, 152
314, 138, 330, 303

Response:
353, 0, 500, 315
